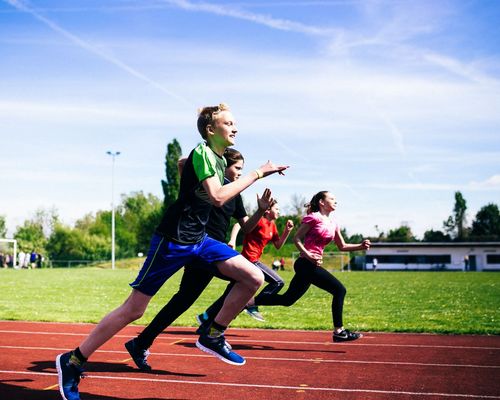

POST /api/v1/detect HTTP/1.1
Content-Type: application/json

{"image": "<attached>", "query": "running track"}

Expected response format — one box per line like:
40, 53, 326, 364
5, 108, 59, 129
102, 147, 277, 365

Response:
0, 321, 499, 399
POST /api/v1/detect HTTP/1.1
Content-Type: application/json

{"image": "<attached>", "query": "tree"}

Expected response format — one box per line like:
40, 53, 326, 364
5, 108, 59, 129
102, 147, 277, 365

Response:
289, 193, 307, 217
443, 191, 468, 240
14, 220, 46, 253
386, 224, 416, 242
470, 203, 500, 241
161, 138, 182, 209
422, 229, 451, 242
46, 223, 110, 261
0, 215, 6, 237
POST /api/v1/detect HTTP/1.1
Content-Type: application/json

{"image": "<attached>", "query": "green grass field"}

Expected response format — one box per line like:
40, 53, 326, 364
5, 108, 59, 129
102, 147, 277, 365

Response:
0, 267, 498, 335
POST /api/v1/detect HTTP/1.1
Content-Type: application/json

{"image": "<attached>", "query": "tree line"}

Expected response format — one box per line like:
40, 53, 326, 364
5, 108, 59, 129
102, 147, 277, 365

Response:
1, 139, 498, 262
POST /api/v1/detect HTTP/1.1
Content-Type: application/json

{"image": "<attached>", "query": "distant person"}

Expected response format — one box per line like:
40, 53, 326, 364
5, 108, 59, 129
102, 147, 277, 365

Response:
256, 191, 371, 342
272, 259, 281, 271
17, 251, 25, 269
30, 251, 37, 268
464, 255, 469, 272
280, 256, 285, 271
372, 257, 378, 271
36, 253, 43, 268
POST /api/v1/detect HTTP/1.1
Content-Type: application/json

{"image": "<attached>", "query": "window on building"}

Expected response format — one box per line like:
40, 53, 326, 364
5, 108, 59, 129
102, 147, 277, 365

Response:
486, 255, 500, 264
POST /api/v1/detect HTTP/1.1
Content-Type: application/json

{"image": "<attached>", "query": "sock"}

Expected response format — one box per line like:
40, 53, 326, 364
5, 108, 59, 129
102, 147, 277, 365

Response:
70, 347, 87, 366
207, 321, 227, 338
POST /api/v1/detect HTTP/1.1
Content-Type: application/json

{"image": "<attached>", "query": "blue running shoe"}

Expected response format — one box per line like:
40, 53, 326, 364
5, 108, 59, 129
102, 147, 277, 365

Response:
125, 339, 152, 371
196, 334, 244, 366
56, 352, 84, 400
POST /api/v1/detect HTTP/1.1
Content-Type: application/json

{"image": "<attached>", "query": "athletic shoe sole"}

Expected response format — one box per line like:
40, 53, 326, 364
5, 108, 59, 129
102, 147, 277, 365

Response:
195, 340, 245, 366
56, 353, 73, 400
244, 309, 265, 322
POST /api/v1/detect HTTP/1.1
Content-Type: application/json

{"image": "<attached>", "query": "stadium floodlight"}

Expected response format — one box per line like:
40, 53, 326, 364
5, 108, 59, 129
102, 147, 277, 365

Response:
106, 151, 121, 270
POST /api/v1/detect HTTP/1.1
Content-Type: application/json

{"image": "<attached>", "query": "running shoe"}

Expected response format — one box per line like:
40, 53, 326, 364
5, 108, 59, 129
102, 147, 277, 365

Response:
333, 329, 363, 342
244, 305, 265, 322
55, 351, 85, 400
125, 339, 152, 372
196, 334, 245, 366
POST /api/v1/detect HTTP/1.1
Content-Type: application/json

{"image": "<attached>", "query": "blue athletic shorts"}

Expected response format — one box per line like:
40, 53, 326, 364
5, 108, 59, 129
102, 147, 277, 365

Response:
130, 233, 239, 296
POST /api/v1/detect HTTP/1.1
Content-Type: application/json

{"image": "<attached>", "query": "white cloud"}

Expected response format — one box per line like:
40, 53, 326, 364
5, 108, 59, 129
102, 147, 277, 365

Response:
470, 175, 500, 189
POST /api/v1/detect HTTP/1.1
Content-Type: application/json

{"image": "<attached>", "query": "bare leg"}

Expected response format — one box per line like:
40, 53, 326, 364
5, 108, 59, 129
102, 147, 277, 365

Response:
214, 255, 264, 326
79, 289, 152, 358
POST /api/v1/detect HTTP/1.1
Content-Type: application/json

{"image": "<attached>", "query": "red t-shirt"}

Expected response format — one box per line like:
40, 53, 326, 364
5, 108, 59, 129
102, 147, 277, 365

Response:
241, 218, 279, 262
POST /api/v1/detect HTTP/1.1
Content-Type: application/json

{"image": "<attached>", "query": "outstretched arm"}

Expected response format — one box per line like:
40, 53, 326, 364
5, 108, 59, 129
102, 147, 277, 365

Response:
202, 161, 288, 207
334, 230, 371, 252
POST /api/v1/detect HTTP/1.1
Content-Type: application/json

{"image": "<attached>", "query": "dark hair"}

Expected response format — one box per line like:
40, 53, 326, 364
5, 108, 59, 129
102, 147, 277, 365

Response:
305, 190, 329, 214
224, 148, 244, 167
197, 103, 230, 139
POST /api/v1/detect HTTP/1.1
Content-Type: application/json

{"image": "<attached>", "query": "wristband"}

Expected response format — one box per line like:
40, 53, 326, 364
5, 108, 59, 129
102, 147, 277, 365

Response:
254, 169, 263, 179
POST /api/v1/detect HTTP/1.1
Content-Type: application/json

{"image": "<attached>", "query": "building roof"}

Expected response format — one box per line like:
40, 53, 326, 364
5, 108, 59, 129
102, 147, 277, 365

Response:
370, 242, 500, 248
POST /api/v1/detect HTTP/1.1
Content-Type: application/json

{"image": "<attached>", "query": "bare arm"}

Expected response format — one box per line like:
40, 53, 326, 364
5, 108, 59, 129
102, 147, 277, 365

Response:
293, 223, 323, 266
227, 221, 243, 248
334, 230, 371, 251
273, 219, 294, 249
228, 188, 274, 247
202, 161, 288, 207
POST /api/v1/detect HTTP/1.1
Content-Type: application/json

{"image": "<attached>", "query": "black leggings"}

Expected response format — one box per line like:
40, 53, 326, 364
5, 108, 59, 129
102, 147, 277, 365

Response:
204, 260, 285, 321
135, 265, 223, 349
256, 257, 347, 328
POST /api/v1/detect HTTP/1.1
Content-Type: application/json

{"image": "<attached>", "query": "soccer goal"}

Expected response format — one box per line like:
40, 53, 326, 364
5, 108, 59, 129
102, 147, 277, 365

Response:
0, 238, 17, 268
292, 251, 351, 272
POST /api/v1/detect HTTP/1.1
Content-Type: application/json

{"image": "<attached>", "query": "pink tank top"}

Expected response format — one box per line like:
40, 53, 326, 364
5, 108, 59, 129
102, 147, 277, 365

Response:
301, 212, 339, 257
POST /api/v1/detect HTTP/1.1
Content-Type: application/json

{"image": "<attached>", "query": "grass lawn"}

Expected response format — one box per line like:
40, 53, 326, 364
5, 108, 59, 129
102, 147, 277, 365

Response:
0, 267, 498, 335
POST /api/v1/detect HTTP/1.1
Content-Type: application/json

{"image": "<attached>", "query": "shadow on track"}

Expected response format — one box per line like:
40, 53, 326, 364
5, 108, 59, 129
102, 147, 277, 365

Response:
0, 379, 186, 400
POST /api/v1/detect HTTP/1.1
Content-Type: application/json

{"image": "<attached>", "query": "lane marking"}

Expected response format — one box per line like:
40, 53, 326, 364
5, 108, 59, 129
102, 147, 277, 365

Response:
1, 345, 499, 369
1, 370, 498, 399
0, 329, 498, 351
43, 383, 58, 390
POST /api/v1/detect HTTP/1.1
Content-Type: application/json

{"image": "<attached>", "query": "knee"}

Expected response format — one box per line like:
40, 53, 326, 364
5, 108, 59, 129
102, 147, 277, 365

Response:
250, 269, 265, 291
337, 285, 347, 298
126, 306, 145, 322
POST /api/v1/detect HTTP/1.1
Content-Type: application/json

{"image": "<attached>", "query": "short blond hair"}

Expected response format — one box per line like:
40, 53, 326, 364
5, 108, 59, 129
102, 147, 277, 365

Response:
197, 103, 230, 139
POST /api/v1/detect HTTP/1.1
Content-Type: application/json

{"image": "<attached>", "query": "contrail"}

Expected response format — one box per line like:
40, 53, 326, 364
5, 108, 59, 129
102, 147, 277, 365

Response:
4, 0, 192, 105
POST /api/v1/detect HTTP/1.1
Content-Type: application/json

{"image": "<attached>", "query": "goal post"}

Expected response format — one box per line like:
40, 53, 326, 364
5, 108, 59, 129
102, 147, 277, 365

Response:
0, 238, 17, 268
292, 251, 351, 271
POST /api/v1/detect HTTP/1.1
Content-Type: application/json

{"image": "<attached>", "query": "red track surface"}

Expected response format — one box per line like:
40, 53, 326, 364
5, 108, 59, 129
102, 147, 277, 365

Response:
0, 320, 499, 399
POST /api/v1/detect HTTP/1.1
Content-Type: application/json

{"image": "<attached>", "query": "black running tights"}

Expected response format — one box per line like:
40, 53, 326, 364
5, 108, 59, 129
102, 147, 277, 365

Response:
256, 257, 347, 328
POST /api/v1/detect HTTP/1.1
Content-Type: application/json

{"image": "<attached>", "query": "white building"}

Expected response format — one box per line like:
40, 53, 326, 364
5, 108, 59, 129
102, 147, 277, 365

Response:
365, 242, 500, 271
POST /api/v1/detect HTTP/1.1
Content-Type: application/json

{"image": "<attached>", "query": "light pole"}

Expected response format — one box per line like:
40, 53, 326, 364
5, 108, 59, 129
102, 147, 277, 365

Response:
106, 151, 121, 270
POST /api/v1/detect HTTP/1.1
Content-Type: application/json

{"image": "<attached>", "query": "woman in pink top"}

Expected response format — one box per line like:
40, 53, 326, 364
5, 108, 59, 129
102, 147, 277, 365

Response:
256, 190, 371, 342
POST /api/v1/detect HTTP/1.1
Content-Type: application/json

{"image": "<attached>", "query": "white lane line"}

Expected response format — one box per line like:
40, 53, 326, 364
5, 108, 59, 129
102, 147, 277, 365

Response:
1, 345, 499, 369
0, 329, 498, 351
0, 370, 498, 399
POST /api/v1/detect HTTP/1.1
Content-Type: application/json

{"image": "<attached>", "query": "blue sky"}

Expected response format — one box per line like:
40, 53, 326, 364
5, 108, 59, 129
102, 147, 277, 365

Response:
1, 0, 499, 238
